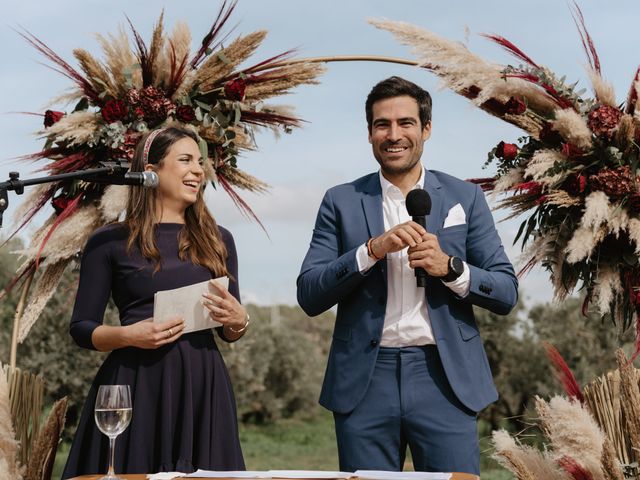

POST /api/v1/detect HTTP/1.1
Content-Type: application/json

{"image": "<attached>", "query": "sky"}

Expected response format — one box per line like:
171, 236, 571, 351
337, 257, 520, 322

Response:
1, 0, 639, 308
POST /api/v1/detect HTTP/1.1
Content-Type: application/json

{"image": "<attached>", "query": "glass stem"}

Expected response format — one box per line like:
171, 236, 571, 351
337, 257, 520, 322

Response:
107, 435, 116, 476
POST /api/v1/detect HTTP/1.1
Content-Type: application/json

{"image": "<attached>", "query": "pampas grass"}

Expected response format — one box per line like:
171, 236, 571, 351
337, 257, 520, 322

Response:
552, 109, 593, 150
0, 365, 23, 480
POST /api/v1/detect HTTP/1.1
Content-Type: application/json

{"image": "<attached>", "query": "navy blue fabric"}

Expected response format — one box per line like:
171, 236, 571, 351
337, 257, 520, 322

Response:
297, 170, 518, 415
334, 346, 479, 474
62, 223, 245, 479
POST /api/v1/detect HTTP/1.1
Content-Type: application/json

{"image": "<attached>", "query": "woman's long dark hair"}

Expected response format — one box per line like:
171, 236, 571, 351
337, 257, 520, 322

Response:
125, 126, 228, 276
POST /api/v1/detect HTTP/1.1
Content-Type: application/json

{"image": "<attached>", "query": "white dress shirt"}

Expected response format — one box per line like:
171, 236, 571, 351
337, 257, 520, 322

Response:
356, 167, 471, 347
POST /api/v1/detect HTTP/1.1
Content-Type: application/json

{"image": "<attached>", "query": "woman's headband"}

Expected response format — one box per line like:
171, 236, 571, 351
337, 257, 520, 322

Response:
142, 128, 166, 165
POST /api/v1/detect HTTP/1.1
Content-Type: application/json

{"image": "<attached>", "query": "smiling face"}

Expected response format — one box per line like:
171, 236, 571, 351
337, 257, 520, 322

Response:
146, 136, 204, 218
368, 95, 431, 181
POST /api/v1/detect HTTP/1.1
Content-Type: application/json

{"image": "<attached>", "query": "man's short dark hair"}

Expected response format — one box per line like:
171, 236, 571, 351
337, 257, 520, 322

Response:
365, 76, 432, 131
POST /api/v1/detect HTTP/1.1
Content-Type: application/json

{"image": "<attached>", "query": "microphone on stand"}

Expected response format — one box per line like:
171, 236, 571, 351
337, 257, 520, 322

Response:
406, 189, 432, 288
89, 170, 159, 187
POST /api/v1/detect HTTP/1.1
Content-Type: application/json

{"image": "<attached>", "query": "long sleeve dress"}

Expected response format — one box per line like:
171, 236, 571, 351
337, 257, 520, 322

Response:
62, 222, 245, 478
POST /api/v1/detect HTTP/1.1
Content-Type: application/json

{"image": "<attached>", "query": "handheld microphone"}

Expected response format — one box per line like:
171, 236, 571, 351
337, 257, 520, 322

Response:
405, 189, 432, 288
89, 171, 159, 188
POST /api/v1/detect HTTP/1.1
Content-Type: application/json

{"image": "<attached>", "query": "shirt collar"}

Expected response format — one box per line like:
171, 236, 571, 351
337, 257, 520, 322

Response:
378, 166, 425, 199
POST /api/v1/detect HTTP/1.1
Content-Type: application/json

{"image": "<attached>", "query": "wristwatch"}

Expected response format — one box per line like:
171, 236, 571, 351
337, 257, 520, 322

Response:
441, 256, 464, 282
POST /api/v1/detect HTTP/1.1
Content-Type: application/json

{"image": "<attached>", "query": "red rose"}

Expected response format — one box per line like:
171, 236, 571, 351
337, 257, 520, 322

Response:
44, 110, 64, 127
563, 174, 587, 196
224, 78, 247, 101
504, 97, 526, 115
101, 99, 128, 124
587, 105, 623, 138
176, 105, 196, 122
495, 141, 518, 160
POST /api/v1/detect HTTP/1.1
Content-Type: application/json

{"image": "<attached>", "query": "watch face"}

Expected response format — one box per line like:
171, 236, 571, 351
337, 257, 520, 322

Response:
451, 256, 464, 275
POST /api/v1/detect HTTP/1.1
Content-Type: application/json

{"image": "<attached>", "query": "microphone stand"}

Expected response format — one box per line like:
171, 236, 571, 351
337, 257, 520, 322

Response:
0, 161, 129, 228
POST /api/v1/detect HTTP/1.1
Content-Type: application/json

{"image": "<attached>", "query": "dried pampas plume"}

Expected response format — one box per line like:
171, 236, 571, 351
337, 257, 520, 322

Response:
0, 366, 23, 480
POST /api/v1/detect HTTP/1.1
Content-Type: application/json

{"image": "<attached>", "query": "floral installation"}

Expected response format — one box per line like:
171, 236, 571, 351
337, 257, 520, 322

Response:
370, 5, 640, 350
4, 0, 324, 342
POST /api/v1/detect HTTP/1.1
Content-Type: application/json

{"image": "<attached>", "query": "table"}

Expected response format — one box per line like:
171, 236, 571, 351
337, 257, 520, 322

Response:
71, 474, 479, 480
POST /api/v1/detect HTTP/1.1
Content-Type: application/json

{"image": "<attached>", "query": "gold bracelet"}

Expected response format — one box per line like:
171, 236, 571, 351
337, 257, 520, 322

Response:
228, 313, 250, 334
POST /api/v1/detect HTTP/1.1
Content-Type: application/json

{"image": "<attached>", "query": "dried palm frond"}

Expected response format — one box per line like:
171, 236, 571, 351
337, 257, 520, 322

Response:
25, 397, 67, 480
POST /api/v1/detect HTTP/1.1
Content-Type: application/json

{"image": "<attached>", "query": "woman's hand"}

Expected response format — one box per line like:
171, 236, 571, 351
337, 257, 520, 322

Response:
124, 316, 185, 349
202, 280, 248, 337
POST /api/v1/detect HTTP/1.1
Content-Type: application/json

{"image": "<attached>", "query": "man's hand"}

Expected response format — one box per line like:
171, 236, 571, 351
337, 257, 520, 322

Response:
369, 221, 426, 258
407, 232, 449, 277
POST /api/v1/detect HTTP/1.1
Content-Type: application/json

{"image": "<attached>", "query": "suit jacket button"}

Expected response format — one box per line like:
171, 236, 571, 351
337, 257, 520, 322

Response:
370, 339, 378, 347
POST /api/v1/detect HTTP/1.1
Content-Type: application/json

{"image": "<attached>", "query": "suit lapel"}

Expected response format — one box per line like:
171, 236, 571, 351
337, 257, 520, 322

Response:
423, 169, 443, 234
361, 174, 385, 238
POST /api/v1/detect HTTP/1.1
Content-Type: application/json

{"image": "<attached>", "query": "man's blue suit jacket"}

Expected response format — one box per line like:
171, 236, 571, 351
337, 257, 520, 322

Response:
297, 169, 518, 414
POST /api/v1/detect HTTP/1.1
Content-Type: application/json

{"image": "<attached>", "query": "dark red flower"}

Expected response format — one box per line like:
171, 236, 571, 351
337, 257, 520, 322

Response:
538, 123, 564, 146
561, 142, 584, 158
44, 110, 64, 127
563, 174, 587, 196
224, 78, 247, 101
589, 165, 637, 198
588, 105, 623, 138
137, 86, 174, 127
52, 194, 75, 214
101, 99, 128, 124
176, 105, 196, 122
495, 141, 518, 160
133, 107, 145, 118
504, 97, 526, 115
515, 181, 543, 196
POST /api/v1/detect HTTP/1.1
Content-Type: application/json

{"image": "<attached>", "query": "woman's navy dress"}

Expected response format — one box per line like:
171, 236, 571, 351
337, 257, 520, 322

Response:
62, 223, 245, 478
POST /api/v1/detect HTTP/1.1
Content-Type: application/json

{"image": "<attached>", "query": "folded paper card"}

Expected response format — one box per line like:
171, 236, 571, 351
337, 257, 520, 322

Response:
153, 277, 228, 333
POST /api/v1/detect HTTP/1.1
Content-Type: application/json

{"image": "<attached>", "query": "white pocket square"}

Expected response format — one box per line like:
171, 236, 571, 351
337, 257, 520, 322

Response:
443, 203, 466, 228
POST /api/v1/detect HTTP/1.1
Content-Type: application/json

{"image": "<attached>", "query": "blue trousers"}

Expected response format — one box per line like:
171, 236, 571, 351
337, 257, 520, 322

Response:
333, 346, 479, 474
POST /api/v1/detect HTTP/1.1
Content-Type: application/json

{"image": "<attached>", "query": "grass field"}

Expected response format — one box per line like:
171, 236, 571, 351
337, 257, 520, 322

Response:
53, 410, 513, 479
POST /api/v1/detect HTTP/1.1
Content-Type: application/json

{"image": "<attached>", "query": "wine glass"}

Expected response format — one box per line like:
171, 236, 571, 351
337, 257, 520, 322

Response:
94, 385, 132, 480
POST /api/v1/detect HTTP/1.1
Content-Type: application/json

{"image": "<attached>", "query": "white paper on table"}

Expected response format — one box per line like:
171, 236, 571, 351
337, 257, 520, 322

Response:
185, 470, 271, 478
153, 277, 228, 333
146, 472, 187, 480
354, 471, 451, 480
269, 471, 355, 479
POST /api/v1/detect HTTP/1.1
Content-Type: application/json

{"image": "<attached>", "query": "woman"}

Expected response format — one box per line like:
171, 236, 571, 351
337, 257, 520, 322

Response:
63, 126, 248, 478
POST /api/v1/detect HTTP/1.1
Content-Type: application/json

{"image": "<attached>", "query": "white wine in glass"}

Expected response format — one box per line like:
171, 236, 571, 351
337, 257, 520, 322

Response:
95, 385, 132, 480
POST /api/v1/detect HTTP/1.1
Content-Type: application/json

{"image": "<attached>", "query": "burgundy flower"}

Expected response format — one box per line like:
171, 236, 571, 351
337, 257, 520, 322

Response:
224, 78, 247, 101
101, 99, 128, 124
562, 174, 587, 196
44, 110, 64, 127
504, 97, 526, 115
176, 105, 196, 122
495, 141, 518, 160
137, 86, 174, 127
589, 165, 636, 198
538, 123, 564, 146
515, 181, 543, 196
561, 142, 584, 159
588, 105, 623, 138
51, 194, 74, 214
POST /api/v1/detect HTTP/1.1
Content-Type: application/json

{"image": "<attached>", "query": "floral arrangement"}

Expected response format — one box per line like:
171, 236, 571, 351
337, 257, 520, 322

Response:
4, 0, 324, 342
370, 5, 640, 346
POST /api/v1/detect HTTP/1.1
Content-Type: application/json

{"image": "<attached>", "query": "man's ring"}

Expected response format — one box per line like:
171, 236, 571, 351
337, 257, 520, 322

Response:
168, 328, 173, 337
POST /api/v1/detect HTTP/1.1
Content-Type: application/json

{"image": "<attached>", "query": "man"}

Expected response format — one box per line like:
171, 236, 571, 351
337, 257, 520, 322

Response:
296, 76, 518, 474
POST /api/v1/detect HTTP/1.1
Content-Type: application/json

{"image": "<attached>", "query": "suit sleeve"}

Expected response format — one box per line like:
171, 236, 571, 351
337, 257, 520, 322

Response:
461, 185, 519, 315
297, 189, 371, 316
